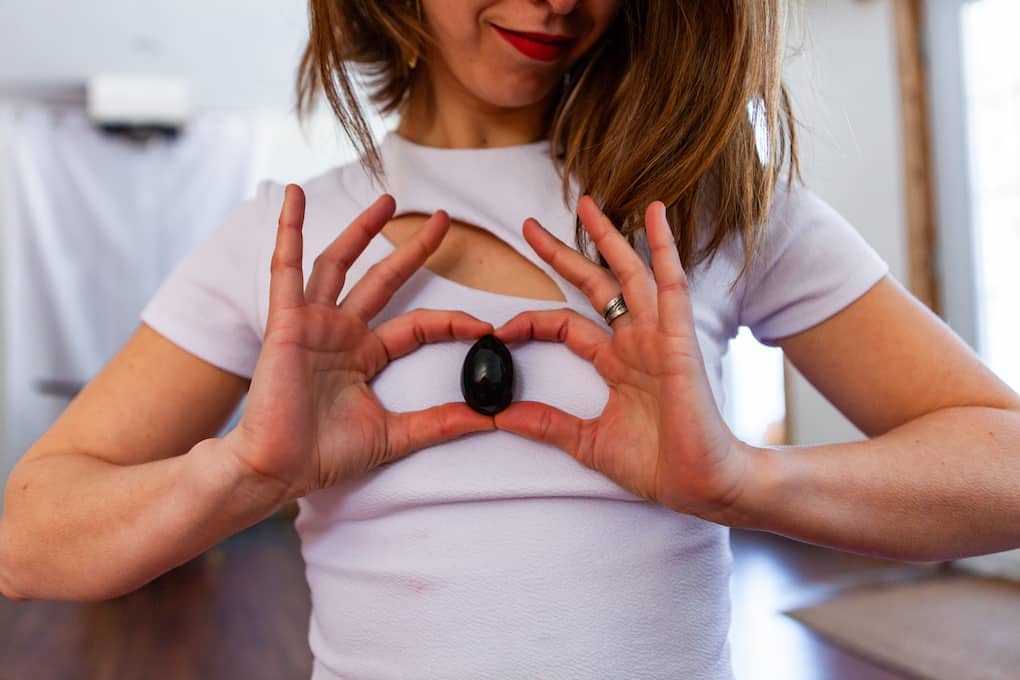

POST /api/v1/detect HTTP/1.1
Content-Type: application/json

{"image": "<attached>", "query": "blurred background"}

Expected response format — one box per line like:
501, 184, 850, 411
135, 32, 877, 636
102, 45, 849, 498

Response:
0, 1, 1018, 679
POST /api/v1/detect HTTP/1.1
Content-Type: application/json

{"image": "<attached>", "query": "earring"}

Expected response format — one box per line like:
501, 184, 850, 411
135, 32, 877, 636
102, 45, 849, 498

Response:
408, 0, 422, 69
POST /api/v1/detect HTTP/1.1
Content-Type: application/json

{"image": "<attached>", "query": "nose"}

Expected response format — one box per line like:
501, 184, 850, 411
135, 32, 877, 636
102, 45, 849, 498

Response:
546, 0, 581, 15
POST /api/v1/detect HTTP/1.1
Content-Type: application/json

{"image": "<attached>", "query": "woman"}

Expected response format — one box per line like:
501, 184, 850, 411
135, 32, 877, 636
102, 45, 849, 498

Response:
3, 1, 1020, 678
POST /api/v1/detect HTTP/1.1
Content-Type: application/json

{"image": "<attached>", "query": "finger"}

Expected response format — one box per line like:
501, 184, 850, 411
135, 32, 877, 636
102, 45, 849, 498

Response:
493, 308, 610, 367
268, 184, 307, 317
493, 400, 588, 463
384, 402, 496, 462
522, 217, 632, 329
644, 201, 692, 335
372, 308, 495, 364
305, 193, 397, 305
339, 210, 451, 322
576, 195, 658, 320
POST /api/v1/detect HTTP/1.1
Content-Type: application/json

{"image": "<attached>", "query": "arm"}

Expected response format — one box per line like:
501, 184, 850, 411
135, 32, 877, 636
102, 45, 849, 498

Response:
721, 276, 1020, 562
0, 324, 290, 602
0, 436, 290, 602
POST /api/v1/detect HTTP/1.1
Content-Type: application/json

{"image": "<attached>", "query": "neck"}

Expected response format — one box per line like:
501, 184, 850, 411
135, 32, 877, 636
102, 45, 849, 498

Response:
396, 63, 560, 149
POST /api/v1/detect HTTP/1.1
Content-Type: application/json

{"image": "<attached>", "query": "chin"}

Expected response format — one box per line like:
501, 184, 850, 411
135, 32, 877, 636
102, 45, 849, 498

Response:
470, 70, 562, 110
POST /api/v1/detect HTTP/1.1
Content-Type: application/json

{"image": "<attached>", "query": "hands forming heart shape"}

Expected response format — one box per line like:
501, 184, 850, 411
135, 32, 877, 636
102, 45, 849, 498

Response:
223, 184, 757, 526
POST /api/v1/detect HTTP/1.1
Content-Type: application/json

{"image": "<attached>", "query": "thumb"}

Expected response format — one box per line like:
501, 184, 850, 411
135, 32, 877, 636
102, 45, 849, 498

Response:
383, 402, 495, 461
493, 401, 585, 459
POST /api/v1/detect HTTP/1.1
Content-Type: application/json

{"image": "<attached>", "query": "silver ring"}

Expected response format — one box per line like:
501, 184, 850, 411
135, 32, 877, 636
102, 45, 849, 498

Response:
602, 293, 629, 326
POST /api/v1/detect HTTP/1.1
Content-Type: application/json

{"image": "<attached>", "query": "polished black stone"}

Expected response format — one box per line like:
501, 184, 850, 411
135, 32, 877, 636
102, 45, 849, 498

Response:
461, 334, 514, 416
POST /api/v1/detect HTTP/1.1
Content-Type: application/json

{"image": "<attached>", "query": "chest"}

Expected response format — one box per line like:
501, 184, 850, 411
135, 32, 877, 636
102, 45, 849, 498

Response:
381, 213, 567, 303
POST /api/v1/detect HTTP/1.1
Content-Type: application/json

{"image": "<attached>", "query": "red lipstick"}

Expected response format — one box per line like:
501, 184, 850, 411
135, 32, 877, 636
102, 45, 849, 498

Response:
493, 25, 573, 62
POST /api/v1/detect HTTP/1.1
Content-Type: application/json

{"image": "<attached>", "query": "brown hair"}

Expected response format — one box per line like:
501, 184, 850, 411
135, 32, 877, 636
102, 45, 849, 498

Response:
296, 1, 799, 289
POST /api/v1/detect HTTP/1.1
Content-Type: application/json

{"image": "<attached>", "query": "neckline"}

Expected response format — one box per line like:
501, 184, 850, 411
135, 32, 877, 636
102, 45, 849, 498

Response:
383, 129, 552, 155
369, 127, 591, 310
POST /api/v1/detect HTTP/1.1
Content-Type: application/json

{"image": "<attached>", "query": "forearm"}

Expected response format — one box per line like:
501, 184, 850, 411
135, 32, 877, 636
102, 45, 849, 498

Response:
721, 406, 1020, 563
0, 437, 291, 601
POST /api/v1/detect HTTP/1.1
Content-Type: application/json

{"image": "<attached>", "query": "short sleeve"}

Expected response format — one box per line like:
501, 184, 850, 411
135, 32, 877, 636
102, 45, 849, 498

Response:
738, 184, 890, 346
139, 180, 273, 379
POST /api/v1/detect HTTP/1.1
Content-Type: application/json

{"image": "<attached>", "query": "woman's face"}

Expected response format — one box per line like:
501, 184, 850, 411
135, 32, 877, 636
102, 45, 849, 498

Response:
419, 0, 624, 109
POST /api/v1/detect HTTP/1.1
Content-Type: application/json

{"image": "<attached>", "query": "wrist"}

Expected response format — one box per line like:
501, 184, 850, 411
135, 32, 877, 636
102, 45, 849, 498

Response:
192, 435, 295, 518
708, 440, 786, 531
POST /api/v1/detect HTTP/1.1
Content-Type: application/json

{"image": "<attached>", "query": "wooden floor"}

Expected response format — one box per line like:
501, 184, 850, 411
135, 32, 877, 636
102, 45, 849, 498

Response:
0, 513, 940, 680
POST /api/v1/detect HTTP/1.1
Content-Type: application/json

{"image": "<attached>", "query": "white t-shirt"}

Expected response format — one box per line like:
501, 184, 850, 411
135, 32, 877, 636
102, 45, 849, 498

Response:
141, 130, 889, 679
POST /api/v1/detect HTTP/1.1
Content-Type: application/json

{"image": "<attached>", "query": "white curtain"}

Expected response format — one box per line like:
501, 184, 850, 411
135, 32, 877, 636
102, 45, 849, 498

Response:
0, 101, 266, 496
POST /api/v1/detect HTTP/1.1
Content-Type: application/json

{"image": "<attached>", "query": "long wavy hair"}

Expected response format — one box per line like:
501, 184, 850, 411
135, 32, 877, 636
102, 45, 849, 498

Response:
296, 1, 800, 288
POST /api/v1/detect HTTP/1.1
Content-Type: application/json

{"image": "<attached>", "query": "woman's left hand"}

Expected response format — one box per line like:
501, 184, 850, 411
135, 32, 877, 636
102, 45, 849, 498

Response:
492, 195, 756, 523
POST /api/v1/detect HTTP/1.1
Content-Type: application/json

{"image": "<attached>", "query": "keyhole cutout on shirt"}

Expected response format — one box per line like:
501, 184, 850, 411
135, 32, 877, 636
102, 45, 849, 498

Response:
380, 213, 568, 303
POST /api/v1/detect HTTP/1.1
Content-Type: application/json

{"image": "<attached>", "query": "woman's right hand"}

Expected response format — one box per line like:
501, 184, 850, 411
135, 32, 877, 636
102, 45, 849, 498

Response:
223, 184, 495, 500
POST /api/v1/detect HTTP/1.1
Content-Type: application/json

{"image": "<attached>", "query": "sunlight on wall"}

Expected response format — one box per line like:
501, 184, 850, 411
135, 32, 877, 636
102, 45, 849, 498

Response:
961, 0, 1020, 392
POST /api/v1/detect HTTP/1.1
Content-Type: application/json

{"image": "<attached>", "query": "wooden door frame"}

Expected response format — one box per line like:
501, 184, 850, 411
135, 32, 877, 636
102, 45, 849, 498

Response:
892, 0, 941, 315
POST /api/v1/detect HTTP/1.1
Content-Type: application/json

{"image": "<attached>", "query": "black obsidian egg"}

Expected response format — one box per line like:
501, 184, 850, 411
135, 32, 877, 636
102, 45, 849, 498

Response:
461, 334, 514, 416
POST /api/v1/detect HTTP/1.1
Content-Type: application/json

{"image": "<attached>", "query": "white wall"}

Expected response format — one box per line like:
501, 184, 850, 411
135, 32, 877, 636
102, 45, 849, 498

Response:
0, 0, 310, 111
782, 0, 910, 445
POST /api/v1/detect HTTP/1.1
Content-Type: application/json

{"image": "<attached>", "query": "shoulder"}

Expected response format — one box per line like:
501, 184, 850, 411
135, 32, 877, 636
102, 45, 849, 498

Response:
736, 180, 890, 342
684, 181, 836, 287
240, 155, 386, 259
749, 181, 852, 270
705, 181, 870, 287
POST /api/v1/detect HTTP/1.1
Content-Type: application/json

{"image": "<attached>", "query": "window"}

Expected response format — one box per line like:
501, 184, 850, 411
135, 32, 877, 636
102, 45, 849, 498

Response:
926, 0, 1020, 577
960, 0, 1020, 390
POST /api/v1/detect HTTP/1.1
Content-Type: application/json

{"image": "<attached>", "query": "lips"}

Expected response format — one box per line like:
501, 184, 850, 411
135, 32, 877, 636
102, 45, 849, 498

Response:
493, 25, 574, 62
